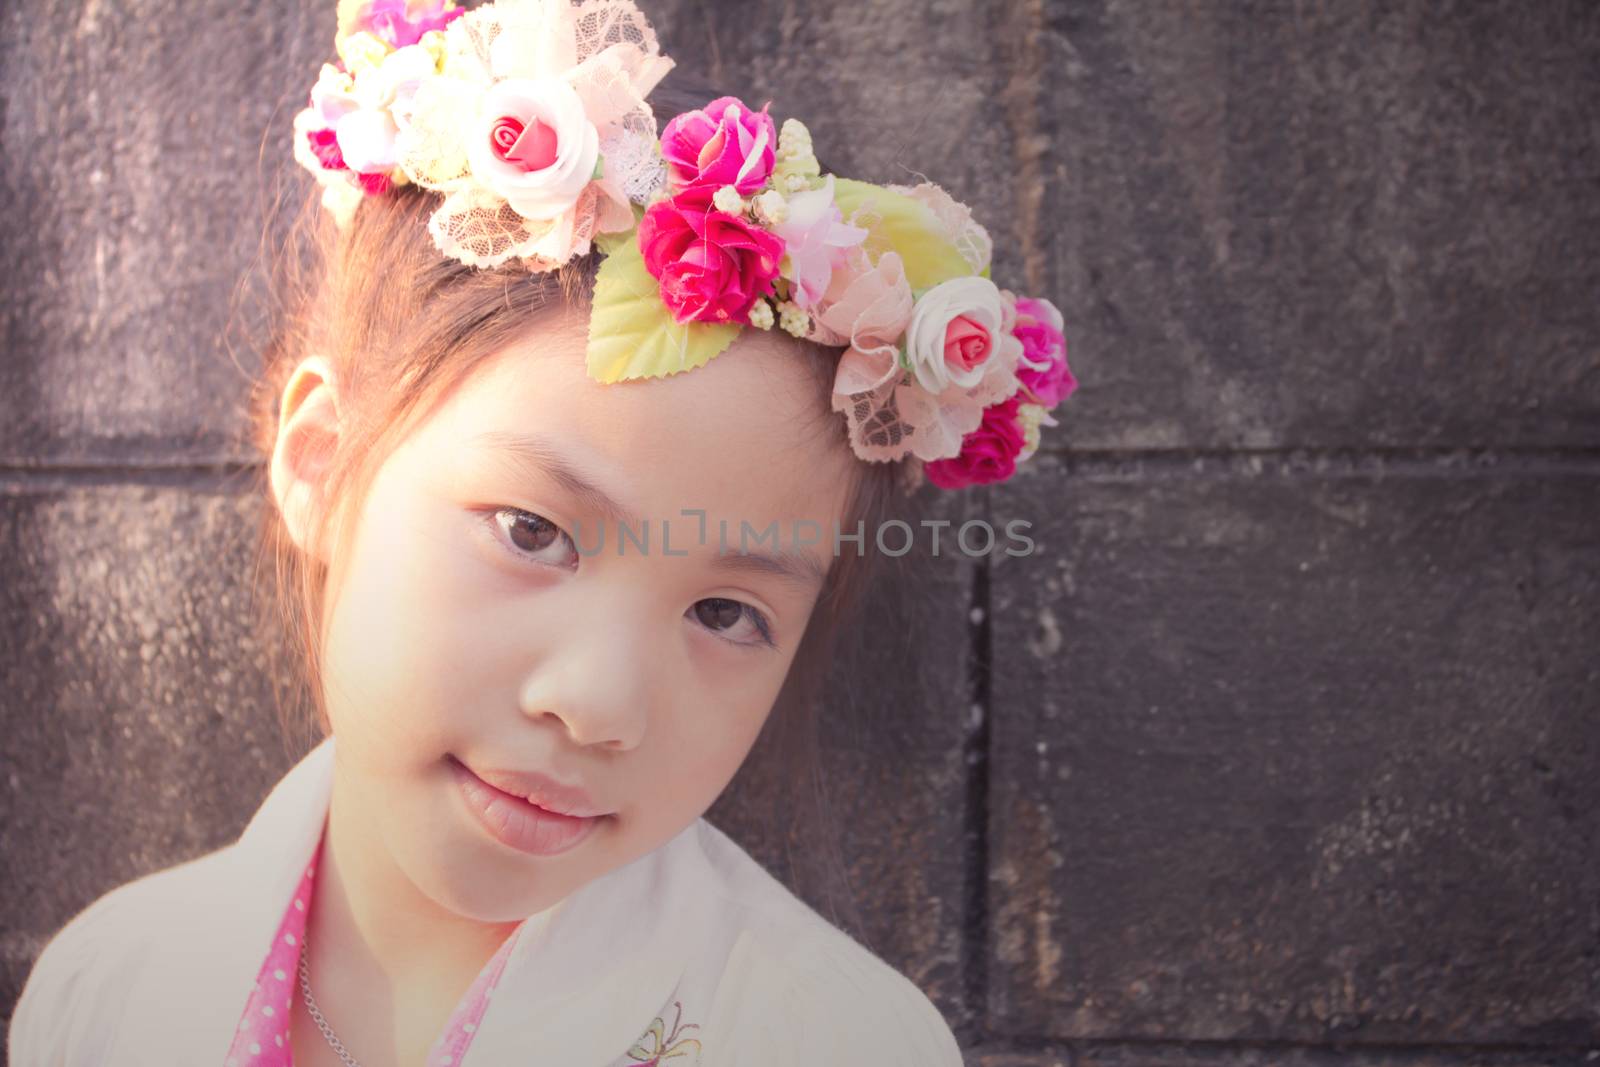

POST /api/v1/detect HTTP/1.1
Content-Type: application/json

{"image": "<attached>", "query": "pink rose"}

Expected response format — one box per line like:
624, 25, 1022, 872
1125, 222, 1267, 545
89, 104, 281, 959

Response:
352, 0, 462, 49
924, 394, 1027, 490
905, 276, 1009, 394
660, 96, 776, 207
489, 116, 560, 172
1012, 295, 1075, 408
943, 315, 993, 374
466, 79, 598, 220
637, 199, 785, 324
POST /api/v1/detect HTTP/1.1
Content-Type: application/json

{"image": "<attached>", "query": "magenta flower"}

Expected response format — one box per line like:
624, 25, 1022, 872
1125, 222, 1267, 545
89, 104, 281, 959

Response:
355, 171, 393, 196
305, 127, 347, 171
1012, 295, 1075, 408
637, 199, 785, 324
923, 394, 1027, 489
659, 96, 776, 207
351, 0, 462, 49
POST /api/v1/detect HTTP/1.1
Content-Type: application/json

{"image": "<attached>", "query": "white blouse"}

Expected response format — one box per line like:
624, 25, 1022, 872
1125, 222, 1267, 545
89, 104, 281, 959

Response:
7, 735, 965, 1066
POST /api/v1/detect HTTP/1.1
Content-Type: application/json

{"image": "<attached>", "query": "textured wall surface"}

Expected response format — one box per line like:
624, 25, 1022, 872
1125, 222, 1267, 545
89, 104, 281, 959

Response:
2, 1, 1597, 1065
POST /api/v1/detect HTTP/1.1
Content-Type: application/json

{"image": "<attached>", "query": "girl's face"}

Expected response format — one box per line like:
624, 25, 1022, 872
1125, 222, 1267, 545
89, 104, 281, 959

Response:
313, 306, 856, 922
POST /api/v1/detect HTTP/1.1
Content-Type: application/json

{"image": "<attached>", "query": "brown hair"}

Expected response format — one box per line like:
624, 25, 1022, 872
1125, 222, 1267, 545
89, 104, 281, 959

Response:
236, 70, 931, 939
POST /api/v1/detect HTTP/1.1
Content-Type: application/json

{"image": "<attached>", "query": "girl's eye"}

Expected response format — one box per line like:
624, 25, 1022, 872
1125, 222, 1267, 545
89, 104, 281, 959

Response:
689, 597, 776, 651
487, 507, 579, 569
485, 508, 775, 650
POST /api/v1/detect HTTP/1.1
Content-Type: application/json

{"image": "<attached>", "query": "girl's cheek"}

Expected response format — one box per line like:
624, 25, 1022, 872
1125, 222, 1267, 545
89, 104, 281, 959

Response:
659, 684, 775, 768
320, 506, 476, 745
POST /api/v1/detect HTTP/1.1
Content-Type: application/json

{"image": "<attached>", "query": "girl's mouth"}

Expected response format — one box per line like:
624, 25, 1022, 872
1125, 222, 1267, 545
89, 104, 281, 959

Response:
448, 756, 606, 857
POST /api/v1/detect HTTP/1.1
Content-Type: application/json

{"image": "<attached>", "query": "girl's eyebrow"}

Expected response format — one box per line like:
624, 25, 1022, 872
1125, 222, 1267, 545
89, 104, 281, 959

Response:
467, 429, 828, 592
469, 429, 643, 528
710, 543, 827, 592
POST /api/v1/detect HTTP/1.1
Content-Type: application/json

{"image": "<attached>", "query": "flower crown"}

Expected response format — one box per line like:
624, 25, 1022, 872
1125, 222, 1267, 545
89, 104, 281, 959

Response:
293, 0, 1076, 490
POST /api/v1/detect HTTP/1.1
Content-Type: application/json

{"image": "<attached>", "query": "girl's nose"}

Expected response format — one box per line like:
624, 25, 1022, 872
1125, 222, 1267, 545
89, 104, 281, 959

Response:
515, 606, 654, 751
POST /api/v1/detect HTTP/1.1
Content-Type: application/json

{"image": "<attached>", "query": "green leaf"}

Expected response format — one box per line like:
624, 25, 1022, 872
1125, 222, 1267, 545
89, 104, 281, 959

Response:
831, 178, 975, 291
586, 237, 741, 383
593, 228, 629, 257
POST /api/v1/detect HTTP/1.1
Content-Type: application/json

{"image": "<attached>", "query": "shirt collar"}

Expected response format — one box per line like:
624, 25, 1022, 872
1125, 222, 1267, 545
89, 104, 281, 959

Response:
120, 735, 714, 1066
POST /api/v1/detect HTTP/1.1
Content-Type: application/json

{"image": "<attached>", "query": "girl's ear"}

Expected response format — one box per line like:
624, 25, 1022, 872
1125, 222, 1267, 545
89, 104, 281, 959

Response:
269, 355, 344, 564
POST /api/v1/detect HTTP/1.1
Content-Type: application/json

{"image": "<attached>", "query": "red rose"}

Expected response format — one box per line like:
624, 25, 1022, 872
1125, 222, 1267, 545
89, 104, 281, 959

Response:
637, 198, 785, 324
924, 394, 1027, 489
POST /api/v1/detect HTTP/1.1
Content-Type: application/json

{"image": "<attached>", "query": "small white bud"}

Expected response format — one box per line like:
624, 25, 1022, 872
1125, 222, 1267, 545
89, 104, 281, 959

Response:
712, 184, 746, 215
752, 190, 788, 225
777, 300, 810, 338
746, 299, 775, 330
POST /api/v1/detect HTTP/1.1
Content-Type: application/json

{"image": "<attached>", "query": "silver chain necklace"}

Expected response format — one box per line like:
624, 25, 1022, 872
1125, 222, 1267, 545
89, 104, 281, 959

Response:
297, 932, 365, 1067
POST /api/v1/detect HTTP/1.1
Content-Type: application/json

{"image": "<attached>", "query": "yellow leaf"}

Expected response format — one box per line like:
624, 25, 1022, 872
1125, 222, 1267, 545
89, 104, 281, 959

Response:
586, 238, 741, 383
335, 0, 367, 42
830, 178, 975, 291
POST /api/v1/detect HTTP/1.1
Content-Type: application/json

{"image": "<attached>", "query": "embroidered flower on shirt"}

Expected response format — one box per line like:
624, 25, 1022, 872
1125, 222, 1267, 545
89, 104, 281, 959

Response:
624, 999, 702, 1064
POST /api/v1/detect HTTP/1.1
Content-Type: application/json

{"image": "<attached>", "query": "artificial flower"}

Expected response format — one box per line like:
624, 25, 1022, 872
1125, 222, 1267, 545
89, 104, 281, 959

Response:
1015, 401, 1058, 462
660, 96, 776, 207
349, 0, 462, 49
306, 127, 346, 171
336, 31, 393, 79
637, 200, 785, 324
814, 247, 914, 396
1012, 295, 1076, 408
769, 174, 869, 310
923, 393, 1027, 489
751, 189, 788, 225
465, 77, 600, 220
772, 117, 821, 191
904, 275, 1009, 394
776, 300, 811, 337
336, 107, 404, 173
747, 299, 776, 330
310, 64, 360, 127
309, 43, 436, 174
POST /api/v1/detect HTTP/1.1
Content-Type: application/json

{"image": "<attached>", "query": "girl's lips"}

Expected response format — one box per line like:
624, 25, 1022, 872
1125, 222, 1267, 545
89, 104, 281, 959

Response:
449, 757, 604, 857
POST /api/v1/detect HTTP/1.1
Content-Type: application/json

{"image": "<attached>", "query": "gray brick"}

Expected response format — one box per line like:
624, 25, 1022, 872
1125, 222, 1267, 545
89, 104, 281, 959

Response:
1033, 0, 1600, 450
0, 482, 294, 1013
0, 1, 329, 464
986, 454, 1599, 1044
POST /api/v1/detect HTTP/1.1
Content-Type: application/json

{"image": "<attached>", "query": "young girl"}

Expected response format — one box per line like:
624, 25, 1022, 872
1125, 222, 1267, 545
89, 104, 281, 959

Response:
7, 0, 1075, 1064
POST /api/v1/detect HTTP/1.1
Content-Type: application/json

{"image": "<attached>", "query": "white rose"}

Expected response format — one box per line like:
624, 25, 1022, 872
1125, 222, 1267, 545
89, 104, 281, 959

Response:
904, 275, 1006, 394
311, 64, 358, 125
466, 77, 599, 221
336, 108, 401, 173
329, 46, 438, 175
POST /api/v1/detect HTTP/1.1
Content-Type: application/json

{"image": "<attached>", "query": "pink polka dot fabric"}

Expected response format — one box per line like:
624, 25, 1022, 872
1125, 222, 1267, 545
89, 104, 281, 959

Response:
224, 822, 521, 1066
223, 831, 321, 1066
425, 922, 520, 1067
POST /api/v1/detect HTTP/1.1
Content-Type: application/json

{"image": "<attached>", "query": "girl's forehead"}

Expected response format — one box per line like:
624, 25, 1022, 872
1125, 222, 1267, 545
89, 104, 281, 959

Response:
426, 312, 855, 525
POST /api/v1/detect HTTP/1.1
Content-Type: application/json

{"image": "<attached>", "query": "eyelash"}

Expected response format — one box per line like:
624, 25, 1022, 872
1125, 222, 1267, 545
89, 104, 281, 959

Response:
480, 506, 778, 651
